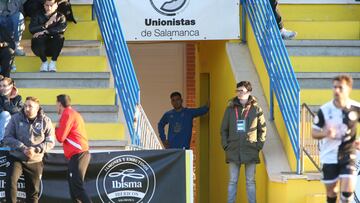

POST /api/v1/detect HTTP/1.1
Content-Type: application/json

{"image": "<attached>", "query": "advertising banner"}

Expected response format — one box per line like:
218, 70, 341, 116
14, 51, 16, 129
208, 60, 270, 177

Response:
114, 0, 240, 41
0, 149, 191, 203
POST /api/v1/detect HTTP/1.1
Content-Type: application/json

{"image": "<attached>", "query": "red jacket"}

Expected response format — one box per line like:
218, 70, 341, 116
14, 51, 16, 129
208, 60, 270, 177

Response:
55, 107, 89, 159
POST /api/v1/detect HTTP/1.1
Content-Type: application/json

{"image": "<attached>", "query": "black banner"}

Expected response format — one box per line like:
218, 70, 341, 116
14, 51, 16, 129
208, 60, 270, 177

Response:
0, 149, 187, 203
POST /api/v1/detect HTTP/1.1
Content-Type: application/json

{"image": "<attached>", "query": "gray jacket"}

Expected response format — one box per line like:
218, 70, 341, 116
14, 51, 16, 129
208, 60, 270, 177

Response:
0, 0, 26, 16
3, 108, 55, 163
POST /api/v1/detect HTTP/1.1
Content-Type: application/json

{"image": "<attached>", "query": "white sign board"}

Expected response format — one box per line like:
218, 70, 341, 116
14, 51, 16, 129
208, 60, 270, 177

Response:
114, 0, 240, 41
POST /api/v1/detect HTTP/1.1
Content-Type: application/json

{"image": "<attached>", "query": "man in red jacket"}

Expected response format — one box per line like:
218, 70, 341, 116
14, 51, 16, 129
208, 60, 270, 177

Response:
55, 94, 92, 203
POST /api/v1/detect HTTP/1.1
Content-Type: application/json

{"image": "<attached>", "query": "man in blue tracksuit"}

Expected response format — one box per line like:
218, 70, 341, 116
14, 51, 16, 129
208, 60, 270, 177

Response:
158, 91, 209, 149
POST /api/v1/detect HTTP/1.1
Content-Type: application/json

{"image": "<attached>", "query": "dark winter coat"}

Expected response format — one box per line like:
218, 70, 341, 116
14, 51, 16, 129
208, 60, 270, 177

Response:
221, 96, 267, 164
29, 11, 67, 37
0, 86, 23, 115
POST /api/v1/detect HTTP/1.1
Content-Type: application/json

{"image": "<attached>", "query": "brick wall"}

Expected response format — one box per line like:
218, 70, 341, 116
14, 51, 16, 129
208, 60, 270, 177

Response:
185, 43, 198, 203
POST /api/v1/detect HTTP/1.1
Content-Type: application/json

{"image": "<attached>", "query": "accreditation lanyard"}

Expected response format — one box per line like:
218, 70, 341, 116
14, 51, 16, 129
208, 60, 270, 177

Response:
235, 106, 250, 133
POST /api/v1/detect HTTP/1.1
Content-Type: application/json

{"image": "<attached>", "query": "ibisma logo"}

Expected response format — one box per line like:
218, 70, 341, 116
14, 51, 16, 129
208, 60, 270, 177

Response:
150, 0, 189, 16
96, 155, 156, 203
0, 156, 43, 199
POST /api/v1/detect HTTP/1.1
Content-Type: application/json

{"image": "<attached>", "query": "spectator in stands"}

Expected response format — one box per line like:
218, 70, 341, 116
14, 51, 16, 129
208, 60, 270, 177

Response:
270, 0, 297, 40
55, 94, 92, 203
312, 75, 360, 203
0, 0, 26, 56
3, 96, 55, 203
29, 0, 67, 72
221, 81, 266, 203
0, 25, 15, 77
0, 77, 23, 141
158, 91, 209, 149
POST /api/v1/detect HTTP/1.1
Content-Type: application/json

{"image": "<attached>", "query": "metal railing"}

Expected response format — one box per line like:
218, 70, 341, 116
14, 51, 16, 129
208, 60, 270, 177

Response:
133, 104, 164, 149
94, 0, 163, 149
300, 103, 321, 172
241, 0, 301, 173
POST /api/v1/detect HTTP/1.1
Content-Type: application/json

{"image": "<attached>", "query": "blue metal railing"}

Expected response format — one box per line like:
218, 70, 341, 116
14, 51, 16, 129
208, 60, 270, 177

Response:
94, 0, 140, 145
241, 0, 301, 173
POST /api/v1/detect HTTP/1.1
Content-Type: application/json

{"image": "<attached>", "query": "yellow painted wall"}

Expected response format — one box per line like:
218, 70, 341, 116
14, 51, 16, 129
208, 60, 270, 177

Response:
267, 179, 325, 203
196, 40, 268, 203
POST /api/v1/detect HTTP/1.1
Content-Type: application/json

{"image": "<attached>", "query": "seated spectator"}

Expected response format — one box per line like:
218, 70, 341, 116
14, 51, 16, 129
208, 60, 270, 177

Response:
0, 0, 26, 56
0, 25, 15, 77
0, 77, 23, 141
29, 0, 67, 72
270, 0, 297, 40
24, 0, 77, 23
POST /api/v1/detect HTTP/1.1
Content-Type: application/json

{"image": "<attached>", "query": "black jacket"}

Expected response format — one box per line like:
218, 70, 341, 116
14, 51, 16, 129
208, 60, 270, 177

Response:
29, 11, 67, 37
0, 87, 23, 115
0, 25, 15, 50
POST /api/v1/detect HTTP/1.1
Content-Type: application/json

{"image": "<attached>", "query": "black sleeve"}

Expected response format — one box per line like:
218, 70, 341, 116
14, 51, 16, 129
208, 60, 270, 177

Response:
313, 109, 325, 129
47, 14, 67, 35
29, 15, 46, 34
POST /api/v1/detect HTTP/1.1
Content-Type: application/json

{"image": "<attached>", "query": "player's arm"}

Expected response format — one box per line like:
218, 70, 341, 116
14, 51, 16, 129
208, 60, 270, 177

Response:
312, 109, 329, 139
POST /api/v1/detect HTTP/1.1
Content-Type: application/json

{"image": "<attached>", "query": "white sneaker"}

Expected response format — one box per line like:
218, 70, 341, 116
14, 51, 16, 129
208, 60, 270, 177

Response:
48, 60, 57, 72
281, 28, 297, 40
40, 62, 49, 72
11, 64, 16, 72
14, 46, 25, 56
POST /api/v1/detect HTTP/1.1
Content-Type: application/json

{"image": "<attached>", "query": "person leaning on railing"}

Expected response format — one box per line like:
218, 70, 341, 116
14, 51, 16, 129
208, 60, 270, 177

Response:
158, 91, 209, 149
312, 75, 360, 203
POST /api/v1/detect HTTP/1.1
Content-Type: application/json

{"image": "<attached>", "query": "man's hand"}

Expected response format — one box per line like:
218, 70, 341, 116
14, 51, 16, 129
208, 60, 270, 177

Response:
0, 42, 8, 48
355, 139, 360, 150
163, 140, 169, 149
45, 14, 58, 28
33, 30, 48, 38
24, 147, 35, 159
326, 127, 337, 139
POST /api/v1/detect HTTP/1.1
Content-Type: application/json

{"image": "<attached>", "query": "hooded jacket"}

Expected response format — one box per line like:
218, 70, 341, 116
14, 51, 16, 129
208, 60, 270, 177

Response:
0, 85, 23, 115
0, 0, 26, 16
3, 108, 55, 163
221, 96, 267, 164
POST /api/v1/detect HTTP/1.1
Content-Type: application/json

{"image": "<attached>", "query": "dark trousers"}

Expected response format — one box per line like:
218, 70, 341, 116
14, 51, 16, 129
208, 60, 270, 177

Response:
269, 0, 283, 30
0, 47, 15, 77
31, 35, 64, 62
5, 156, 43, 203
68, 151, 92, 203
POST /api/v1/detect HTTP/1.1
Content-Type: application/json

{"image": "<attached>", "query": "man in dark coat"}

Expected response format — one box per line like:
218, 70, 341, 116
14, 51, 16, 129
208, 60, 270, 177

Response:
221, 81, 266, 203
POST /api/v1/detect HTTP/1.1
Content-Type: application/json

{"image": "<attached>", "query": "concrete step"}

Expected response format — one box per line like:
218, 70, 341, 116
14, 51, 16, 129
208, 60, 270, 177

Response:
296, 72, 360, 89
20, 40, 104, 56
52, 140, 128, 151
285, 21, 359, 40
14, 56, 107, 72
19, 88, 116, 105
72, 0, 93, 4
286, 40, 360, 56
42, 105, 119, 123
301, 89, 360, 105
12, 72, 110, 88
291, 56, 360, 72
23, 21, 99, 40
280, 4, 360, 21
